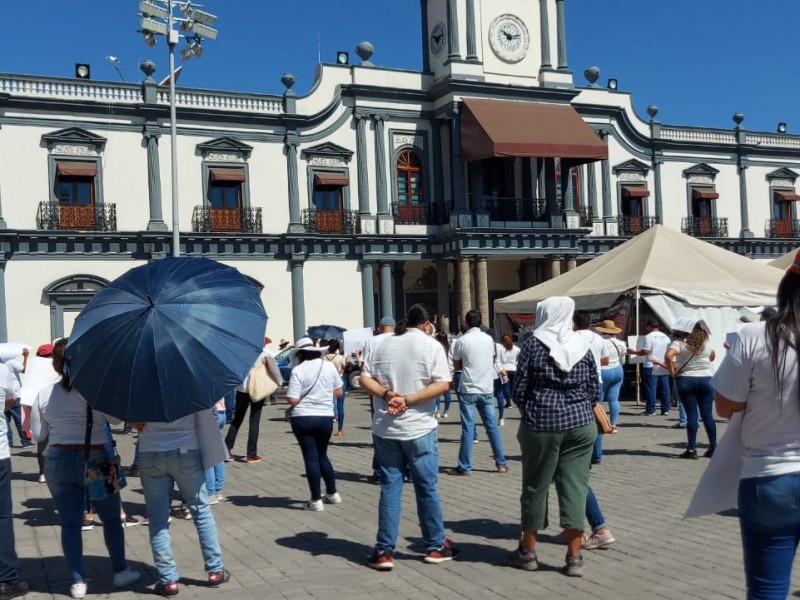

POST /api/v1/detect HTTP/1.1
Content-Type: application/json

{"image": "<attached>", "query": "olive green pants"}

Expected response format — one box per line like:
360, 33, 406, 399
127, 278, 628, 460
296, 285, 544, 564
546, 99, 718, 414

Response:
517, 421, 596, 531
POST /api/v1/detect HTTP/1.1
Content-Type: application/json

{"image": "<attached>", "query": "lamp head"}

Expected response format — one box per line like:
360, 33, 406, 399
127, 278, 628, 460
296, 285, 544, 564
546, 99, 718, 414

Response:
336, 51, 350, 65
75, 63, 91, 79
607, 78, 618, 90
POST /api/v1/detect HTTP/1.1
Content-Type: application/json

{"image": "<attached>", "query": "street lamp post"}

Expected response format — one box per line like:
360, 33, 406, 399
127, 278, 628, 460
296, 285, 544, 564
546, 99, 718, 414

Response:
138, 1, 218, 257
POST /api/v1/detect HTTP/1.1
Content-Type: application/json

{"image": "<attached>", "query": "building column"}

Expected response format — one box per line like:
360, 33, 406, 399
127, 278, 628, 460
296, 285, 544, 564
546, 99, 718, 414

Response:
286, 137, 304, 233
587, 161, 599, 221
450, 105, 468, 214
539, 0, 552, 70
379, 261, 393, 321
550, 256, 562, 280
544, 158, 558, 214
446, 0, 461, 59
555, 0, 570, 72
290, 259, 306, 341
600, 132, 613, 223
474, 256, 489, 325
566, 257, 577, 271
144, 129, 168, 232
457, 256, 471, 324
392, 261, 406, 319
465, 0, 478, 60
361, 261, 375, 329
431, 119, 445, 220
374, 115, 390, 217
355, 113, 371, 216
421, 0, 431, 73
0, 262, 7, 342
561, 167, 575, 212
436, 260, 451, 333
735, 124, 753, 237
653, 158, 664, 223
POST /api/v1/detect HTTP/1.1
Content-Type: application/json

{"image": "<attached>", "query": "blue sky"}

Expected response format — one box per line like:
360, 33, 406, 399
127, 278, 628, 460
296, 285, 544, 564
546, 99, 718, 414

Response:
1, 1, 798, 133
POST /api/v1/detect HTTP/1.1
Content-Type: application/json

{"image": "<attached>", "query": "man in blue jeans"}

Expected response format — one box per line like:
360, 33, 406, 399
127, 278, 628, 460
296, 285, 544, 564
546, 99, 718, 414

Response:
448, 309, 508, 476
628, 319, 671, 416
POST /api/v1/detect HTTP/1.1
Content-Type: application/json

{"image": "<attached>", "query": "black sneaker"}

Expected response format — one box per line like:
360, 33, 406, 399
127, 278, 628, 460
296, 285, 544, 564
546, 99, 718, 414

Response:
424, 539, 460, 564
0, 580, 30, 600
170, 505, 192, 520
154, 581, 179, 597
81, 518, 96, 531
368, 549, 394, 571
126, 465, 141, 477
679, 449, 698, 460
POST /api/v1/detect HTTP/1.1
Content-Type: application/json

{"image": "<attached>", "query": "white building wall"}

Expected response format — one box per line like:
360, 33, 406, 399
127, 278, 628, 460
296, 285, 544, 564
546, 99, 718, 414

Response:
303, 261, 364, 331
221, 260, 292, 342
747, 165, 777, 236
0, 123, 51, 229
102, 129, 149, 230
249, 143, 289, 234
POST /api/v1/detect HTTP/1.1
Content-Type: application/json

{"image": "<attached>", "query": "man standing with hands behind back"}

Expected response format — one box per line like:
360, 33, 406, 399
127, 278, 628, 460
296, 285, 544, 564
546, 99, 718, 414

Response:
628, 319, 672, 416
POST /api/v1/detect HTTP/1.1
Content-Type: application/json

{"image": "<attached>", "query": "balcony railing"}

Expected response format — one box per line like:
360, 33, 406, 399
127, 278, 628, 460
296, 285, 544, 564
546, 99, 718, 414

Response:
191, 205, 262, 233
36, 201, 116, 231
483, 196, 547, 221
681, 216, 728, 238
617, 215, 659, 236
392, 202, 432, 225
578, 205, 594, 227
766, 219, 800, 239
302, 208, 360, 234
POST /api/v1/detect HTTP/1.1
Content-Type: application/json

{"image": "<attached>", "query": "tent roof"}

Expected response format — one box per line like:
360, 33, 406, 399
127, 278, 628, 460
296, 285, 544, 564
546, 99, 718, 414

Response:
768, 248, 800, 270
495, 225, 782, 313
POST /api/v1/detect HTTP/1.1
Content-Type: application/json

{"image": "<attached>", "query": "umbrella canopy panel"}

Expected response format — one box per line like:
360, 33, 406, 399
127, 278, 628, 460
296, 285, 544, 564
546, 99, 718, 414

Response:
66, 257, 267, 422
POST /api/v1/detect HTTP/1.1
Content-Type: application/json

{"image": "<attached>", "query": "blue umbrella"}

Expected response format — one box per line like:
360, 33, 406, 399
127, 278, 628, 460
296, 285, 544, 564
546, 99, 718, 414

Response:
306, 324, 347, 340
65, 257, 267, 422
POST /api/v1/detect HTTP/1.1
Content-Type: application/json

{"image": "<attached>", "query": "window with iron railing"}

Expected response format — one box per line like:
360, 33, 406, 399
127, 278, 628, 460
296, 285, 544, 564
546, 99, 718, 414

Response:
37, 200, 117, 231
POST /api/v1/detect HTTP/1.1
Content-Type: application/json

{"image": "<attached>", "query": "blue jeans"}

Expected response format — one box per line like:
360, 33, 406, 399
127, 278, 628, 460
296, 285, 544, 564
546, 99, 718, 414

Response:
224, 391, 235, 424
4, 402, 29, 447
435, 390, 452, 414
373, 430, 445, 552
0, 458, 20, 584
493, 379, 505, 421
501, 372, 515, 404
643, 368, 670, 414
457, 393, 507, 472
593, 365, 624, 461
204, 411, 226, 496
675, 376, 716, 451
739, 473, 800, 600
44, 446, 126, 583
585, 486, 606, 533
290, 416, 336, 501
140, 449, 223, 583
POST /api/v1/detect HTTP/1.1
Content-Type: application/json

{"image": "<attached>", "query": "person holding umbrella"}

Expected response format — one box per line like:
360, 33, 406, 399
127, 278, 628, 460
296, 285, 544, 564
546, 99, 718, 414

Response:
30, 339, 140, 599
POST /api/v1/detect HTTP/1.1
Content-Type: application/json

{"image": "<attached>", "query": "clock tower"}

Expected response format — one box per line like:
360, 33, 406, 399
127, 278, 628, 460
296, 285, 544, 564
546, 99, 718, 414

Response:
422, 0, 573, 88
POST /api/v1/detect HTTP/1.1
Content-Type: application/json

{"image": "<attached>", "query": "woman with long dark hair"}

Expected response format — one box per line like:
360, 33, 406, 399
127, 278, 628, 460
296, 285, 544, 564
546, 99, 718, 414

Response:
286, 337, 343, 511
434, 332, 453, 418
665, 321, 716, 459
30, 338, 140, 599
714, 254, 800, 599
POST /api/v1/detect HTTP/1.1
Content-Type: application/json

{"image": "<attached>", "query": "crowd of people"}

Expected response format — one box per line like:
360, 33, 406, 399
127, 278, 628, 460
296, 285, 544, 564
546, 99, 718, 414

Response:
4, 251, 800, 598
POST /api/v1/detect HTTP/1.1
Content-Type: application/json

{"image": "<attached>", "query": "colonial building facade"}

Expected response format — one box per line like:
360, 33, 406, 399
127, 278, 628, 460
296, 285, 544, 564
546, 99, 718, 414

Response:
0, 0, 798, 343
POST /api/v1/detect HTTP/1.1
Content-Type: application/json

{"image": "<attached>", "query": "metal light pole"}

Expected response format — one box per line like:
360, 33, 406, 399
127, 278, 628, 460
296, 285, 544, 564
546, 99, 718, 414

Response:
138, 0, 218, 258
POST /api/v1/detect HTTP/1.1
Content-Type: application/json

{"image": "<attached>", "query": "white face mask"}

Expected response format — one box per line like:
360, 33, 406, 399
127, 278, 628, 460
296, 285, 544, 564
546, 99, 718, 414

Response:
425, 322, 437, 337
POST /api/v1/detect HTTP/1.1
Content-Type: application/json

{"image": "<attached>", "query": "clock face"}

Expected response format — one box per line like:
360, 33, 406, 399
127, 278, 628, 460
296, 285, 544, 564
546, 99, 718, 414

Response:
430, 22, 446, 56
488, 14, 529, 63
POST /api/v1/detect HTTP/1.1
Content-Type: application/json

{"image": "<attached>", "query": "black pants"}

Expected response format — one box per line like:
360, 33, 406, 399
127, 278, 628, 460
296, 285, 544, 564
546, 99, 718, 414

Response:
224, 391, 264, 458
0, 458, 20, 583
290, 416, 336, 501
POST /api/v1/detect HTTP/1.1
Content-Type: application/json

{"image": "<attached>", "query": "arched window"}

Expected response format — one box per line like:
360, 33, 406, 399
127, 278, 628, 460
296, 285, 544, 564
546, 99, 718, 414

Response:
43, 274, 109, 338
396, 150, 423, 206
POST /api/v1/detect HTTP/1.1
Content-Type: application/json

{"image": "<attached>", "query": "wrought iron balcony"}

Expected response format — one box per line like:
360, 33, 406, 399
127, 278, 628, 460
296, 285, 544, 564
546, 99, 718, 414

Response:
681, 216, 728, 238
578, 205, 595, 227
191, 205, 262, 233
302, 208, 360, 234
617, 215, 659, 236
392, 202, 431, 225
483, 196, 547, 221
766, 218, 800, 239
36, 201, 117, 231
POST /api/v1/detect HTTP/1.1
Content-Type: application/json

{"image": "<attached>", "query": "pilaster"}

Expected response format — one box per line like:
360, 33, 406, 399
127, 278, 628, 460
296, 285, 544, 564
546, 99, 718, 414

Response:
379, 261, 393, 321
373, 114, 393, 233
290, 258, 306, 341
538, 0, 552, 70
355, 114, 372, 216
446, 0, 461, 60
555, 0, 570, 72
361, 261, 376, 329
144, 127, 168, 232
465, 0, 478, 61
285, 136, 304, 233
457, 256, 471, 324
474, 256, 489, 326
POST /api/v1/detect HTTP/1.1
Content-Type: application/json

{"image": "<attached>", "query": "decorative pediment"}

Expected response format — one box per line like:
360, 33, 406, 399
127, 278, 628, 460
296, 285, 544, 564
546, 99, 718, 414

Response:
766, 168, 799, 183
682, 163, 720, 179
196, 137, 253, 161
301, 142, 354, 163
612, 159, 650, 175
42, 127, 107, 154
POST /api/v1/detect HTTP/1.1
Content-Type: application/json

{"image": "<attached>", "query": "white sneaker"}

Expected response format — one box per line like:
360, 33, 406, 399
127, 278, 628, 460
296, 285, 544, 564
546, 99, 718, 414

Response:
304, 499, 324, 511
473, 439, 479, 444
499, 419, 505, 426
208, 494, 219, 505
215, 492, 225, 503
113, 567, 141, 588
38, 473, 46, 483
70, 581, 87, 599
323, 492, 342, 505
442, 412, 448, 418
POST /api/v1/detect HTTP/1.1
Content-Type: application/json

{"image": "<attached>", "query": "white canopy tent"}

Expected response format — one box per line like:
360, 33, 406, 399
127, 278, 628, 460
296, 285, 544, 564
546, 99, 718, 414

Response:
768, 247, 799, 270
495, 225, 783, 370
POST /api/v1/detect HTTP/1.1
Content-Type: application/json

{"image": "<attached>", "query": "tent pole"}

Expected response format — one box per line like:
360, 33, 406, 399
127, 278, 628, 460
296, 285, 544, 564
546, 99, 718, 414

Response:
635, 286, 641, 407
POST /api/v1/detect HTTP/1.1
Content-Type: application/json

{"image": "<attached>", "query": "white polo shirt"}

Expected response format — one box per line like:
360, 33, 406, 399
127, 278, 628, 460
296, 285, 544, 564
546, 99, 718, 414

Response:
0, 364, 16, 460
451, 327, 496, 394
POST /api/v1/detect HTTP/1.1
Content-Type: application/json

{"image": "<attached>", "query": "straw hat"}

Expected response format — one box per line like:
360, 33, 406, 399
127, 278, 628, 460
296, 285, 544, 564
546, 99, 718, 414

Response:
287, 337, 328, 367
594, 319, 622, 335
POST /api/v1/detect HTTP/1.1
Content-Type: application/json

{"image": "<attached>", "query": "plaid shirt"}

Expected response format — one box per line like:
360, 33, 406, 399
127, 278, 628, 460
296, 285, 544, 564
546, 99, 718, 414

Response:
512, 336, 599, 432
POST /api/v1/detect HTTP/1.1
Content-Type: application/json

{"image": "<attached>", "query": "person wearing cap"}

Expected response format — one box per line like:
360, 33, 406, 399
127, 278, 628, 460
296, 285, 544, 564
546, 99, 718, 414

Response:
592, 319, 627, 463
285, 338, 343, 511
713, 251, 800, 598
628, 319, 672, 416
665, 320, 716, 459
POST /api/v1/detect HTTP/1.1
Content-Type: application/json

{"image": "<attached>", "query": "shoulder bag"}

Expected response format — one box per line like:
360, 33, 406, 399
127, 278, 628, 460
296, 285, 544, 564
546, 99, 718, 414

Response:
284, 360, 325, 421
593, 403, 614, 435
247, 357, 279, 402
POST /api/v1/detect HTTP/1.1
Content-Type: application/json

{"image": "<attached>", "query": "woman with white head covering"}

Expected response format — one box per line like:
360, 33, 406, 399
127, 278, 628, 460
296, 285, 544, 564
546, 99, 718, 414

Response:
508, 297, 600, 577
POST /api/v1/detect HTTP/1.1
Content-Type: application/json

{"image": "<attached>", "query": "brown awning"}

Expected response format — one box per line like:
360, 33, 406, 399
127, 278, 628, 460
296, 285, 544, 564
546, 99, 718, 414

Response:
775, 190, 800, 202
460, 98, 608, 165
209, 168, 246, 182
314, 172, 349, 186
621, 186, 650, 198
692, 188, 720, 200
56, 161, 96, 177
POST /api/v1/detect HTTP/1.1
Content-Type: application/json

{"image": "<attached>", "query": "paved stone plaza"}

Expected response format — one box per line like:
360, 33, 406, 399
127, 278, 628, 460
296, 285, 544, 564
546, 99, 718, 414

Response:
8, 390, 799, 599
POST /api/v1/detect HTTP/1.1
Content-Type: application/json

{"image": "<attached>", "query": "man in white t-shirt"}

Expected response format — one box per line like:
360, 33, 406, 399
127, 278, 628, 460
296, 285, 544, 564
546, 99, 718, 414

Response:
628, 319, 672, 416
573, 311, 609, 380
3, 350, 30, 449
448, 309, 508, 476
